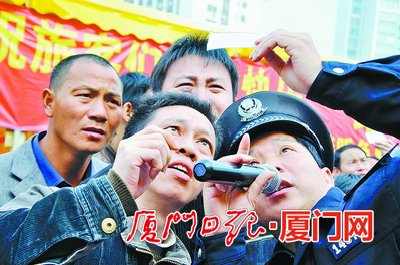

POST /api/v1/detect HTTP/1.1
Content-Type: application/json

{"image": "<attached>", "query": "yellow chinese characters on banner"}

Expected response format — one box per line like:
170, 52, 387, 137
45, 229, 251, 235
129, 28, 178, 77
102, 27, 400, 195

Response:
0, 6, 167, 75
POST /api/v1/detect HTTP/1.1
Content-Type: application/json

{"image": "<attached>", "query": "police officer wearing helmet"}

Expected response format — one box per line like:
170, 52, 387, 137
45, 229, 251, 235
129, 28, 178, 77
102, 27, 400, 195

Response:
195, 91, 400, 265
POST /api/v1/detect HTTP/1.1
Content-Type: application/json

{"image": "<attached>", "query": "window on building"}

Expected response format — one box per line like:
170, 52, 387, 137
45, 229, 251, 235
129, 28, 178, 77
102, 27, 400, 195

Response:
208, 5, 217, 13
378, 20, 396, 33
221, 10, 229, 25
380, 0, 399, 10
347, 51, 357, 59
207, 5, 217, 23
157, 0, 163, 10
350, 27, 359, 35
347, 38, 359, 59
376, 43, 395, 56
167, 0, 174, 12
351, 0, 364, 17
221, 0, 230, 25
352, 5, 362, 14
350, 16, 361, 26
377, 33, 396, 44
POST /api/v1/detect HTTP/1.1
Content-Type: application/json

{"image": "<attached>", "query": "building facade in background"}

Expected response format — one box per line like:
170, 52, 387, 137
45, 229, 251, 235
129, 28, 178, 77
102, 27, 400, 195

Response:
121, 0, 266, 30
123, 0, 399, 62
335, 0, 400, 61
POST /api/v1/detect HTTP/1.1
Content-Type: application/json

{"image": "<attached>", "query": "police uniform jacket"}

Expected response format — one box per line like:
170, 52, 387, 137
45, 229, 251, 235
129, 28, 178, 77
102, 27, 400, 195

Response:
307, 55, 400, 139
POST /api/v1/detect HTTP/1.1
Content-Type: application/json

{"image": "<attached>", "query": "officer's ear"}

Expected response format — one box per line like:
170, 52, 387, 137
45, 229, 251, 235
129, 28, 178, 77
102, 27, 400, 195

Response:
321, 167, 334, 185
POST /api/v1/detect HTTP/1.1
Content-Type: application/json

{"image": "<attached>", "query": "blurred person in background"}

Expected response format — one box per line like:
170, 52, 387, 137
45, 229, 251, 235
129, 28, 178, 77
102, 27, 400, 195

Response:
95, 72, 151, 164
333, 145, 370, 177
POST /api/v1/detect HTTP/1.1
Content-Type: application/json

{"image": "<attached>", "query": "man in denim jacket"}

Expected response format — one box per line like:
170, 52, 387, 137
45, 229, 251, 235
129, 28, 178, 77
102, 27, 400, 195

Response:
0, 92, 219, 265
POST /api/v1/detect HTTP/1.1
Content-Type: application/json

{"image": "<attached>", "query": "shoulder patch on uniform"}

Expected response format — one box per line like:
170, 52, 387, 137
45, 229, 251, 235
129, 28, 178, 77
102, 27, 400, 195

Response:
327, 236, 362, 260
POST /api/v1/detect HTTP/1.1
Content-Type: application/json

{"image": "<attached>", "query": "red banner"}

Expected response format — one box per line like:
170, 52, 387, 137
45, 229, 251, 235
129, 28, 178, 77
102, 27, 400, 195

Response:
0, 2, 391, 156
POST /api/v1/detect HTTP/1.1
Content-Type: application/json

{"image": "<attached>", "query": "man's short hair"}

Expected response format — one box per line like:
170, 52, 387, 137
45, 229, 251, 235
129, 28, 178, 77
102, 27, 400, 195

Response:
50, 54, 118, 92
334, 144, 367, 169
124, 92, 222, 152
151, 34, 239, 99
120, 72, 151, 106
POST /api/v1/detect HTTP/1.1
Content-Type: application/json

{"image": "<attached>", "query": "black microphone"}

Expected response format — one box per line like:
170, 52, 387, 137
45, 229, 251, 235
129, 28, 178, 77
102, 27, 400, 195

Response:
194, 159, 281, 195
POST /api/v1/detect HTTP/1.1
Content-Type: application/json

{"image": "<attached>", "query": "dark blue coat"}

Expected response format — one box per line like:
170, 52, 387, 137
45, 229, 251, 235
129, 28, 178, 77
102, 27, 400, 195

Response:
295, 151, 400, 264
196, 55, 400, 265
308, 55, 400, 139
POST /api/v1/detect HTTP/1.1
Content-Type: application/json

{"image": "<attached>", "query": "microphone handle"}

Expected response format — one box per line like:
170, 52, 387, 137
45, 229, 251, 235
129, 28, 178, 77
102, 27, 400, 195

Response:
194, 160, 281, 195
194, 159, 264, 187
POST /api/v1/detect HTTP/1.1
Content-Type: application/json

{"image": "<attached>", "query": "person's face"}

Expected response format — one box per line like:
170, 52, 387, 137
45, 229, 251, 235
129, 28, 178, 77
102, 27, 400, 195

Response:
45, 60, 123, 154
249, 132, 333, 224
145, 105, 216, 205
162, 55, 233, 116
336, 148, 370, 177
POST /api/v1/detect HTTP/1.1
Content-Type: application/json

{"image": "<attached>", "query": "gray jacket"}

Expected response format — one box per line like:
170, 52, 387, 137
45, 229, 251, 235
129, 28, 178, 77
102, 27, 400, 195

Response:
0, 133, 108, 207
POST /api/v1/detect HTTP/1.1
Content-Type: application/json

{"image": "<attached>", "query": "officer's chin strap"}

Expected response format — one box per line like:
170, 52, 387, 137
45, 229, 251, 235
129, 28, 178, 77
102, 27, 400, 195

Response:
344, 143, 399, 200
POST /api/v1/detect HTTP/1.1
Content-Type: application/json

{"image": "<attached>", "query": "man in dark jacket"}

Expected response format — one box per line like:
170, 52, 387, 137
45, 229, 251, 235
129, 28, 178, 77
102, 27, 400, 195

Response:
195, 30, 400, 265
197, 90, 399, 265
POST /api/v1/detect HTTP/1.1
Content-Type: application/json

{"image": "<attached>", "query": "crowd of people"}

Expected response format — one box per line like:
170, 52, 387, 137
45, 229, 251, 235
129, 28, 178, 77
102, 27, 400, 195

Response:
0, 29, 399, 265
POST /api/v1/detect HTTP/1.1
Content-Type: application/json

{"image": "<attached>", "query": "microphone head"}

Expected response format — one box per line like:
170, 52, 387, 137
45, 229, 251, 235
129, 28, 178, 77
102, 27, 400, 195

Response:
193, 161, 209, 180
258, 165, 281, 195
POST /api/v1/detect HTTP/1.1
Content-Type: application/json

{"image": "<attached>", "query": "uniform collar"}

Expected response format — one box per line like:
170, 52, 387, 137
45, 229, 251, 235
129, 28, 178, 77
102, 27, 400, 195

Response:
312, 187, 345, 212
267, 242, 295, 265
294, 187, 345, 264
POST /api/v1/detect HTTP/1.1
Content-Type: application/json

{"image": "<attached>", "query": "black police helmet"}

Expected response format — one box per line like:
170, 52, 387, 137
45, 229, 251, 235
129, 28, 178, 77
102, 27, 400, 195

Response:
215, 91, 334, 170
